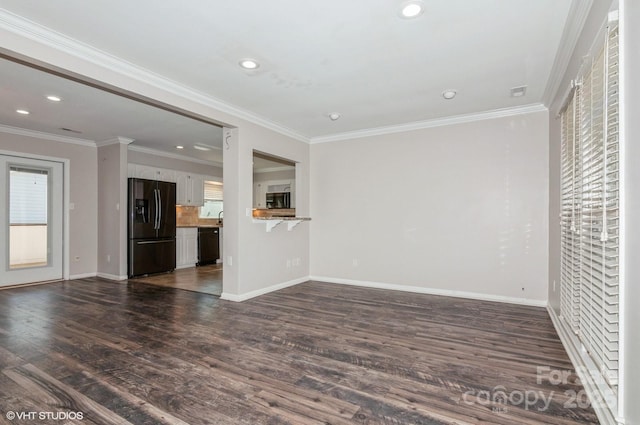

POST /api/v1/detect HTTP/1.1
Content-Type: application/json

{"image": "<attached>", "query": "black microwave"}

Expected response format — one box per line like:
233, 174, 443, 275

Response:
266, 192, 291, 209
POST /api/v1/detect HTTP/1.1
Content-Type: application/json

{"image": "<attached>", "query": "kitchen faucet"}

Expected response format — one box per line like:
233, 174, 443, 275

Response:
218, 210, 223, 224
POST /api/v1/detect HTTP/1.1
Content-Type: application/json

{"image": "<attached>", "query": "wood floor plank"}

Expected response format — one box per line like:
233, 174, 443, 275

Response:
3, 364, 132, 424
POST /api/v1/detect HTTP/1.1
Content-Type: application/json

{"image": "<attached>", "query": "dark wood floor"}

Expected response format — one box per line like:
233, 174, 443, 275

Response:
0, 278, 598, 424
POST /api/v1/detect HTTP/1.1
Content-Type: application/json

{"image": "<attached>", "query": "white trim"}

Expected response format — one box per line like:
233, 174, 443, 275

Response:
0, 9, 308, 144
220, 276, 307, 302
0, 124, 96, 147
543, 0, 595, 106
547, 306, 620, 425
616, 0, 626, 420
63, 157, 70, 281
128, 145, 222, 167
0, 150, 70, 284
309, 104, 548, 144
175, 264, 196, 270
309, 276, 548, 307
254, 166, 295, 174
96, 272, 127, 281
69, 272, 97, 280
95, 136, 134, 147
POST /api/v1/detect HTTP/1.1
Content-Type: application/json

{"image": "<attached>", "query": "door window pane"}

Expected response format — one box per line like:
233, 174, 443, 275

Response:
9, 167, 48, 269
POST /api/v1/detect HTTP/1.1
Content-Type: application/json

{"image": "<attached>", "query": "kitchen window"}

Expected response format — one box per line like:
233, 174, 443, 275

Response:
199, 181, 223, 219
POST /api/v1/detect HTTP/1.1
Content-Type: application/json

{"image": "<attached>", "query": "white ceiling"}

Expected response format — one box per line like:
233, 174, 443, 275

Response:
0, 0, 573, 162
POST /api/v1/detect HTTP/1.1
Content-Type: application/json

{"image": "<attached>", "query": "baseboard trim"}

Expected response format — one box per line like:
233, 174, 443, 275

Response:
69, 272, 97, 280
220, 277, 308, 302
309, 276, 548, 307
96, 273, 128, 281
175, 264, 196, 270
547, 306, 620, 425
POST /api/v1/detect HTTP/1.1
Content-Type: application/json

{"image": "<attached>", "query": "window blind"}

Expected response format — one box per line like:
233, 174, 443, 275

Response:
559, 21, 619, 389
204, 181, 223, 201
9, 167, 48, 225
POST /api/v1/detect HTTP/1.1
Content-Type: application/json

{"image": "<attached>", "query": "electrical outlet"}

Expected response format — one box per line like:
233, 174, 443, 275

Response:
286, 259, 292, 268
227, 256, 233, 266
553, 280, 556, 291
106, 254, 111, 263
353, 259, 359, 267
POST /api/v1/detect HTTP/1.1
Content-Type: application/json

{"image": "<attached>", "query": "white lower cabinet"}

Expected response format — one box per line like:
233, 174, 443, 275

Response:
176, 227, 198, 269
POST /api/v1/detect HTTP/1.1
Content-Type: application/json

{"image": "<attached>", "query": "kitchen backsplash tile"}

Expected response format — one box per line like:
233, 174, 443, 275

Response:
176, 206, 219, 227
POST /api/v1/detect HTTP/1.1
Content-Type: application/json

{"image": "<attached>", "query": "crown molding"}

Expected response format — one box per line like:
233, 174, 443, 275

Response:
127, 144, 222, 167
0, 9, 310, 144
95, 136, 134, 147
309, 103, 548, 144
542, 0, 594, 106
0, 124, 96, 147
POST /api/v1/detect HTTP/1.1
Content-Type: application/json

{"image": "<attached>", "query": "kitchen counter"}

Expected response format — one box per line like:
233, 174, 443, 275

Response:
252, 217, 311, 221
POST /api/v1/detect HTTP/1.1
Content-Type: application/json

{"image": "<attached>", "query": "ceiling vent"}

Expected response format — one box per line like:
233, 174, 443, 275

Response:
510, 86, 527, 97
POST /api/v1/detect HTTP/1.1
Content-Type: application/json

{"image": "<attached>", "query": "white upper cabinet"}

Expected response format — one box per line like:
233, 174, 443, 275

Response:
129, 164, 176, 183
176, 172, 205, 206
129, 163, 206, 206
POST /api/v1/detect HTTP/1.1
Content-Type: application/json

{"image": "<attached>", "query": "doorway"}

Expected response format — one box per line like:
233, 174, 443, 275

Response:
0, 154, 64, 286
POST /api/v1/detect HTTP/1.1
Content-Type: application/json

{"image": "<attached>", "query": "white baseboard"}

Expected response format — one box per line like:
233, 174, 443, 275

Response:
310, 276, 548, 307
175, 264, 196, 270
547, 306, 620, 425
220, 276, 308, 302
69, 272, 97, 280
96, 273, 128, 281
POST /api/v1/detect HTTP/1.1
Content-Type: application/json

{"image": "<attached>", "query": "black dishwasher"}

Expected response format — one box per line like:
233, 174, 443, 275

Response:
197, 227, 220, 266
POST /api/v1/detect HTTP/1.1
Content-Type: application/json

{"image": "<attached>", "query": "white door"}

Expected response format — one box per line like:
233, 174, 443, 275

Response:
0, 155, 64, 286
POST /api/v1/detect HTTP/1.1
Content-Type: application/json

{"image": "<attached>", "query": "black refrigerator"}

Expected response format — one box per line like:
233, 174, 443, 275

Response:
128, 178, 176, 277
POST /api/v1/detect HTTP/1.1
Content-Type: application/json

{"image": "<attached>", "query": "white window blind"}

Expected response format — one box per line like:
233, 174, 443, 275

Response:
559, 21, 619, 389
204, 181, 223, 201
9, 167, 48, 225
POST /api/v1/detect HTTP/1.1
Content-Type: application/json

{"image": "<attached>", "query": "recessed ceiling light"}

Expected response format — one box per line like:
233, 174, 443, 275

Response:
16, 109, 30, 115
46, 95, 62, 102
400, 1, 424, 18
329, 112, 341, 121
176, 145, 184, 150
442, 90, 457, 100
239, 59, 259, 70
510, 86, 527, 97
193, 144, 211, 151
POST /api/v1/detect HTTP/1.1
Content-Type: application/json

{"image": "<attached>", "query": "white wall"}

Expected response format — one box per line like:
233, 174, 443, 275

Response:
310, 110, 549, 304
97, 142, 128, 279
0, 131, 98, 278
222, 122, 310, 300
